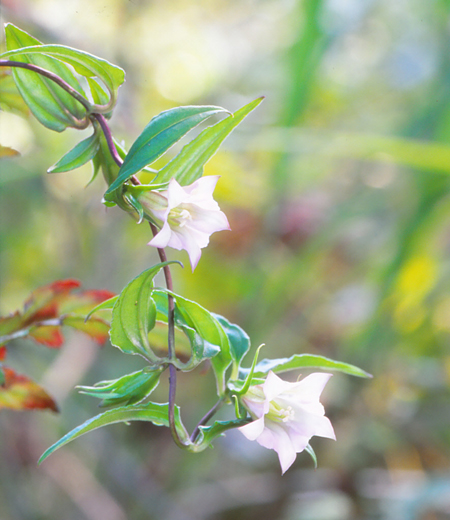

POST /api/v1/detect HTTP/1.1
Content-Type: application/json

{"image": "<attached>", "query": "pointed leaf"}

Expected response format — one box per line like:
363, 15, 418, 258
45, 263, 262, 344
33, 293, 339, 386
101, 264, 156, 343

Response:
213, 313, 250, 367
104, 105, 228, 199
240, 354, 372, 379
48, 133, 99, 173
4, 24, 88, 131
78, 367, 163, 407
157, 97, 264, 185
193, 418, 250, 451
39, 401, 187, 463
110, 262, 180, 360
0, 366, 58, 411
84, 295, 118, 321
1, 24, 125, 113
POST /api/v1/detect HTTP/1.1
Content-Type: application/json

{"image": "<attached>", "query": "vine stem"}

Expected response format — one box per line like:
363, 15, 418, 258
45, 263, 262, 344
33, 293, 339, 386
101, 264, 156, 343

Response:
190, 398, 225, 443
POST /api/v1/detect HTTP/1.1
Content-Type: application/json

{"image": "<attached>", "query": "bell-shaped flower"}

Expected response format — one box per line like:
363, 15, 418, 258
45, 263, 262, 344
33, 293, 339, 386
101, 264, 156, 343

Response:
137, 176, 230, 270
238, 370, 335, 474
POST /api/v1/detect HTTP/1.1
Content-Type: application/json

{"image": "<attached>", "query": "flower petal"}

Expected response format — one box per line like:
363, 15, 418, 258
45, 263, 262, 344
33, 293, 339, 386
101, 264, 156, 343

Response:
258, 422, 298, 474
238, 416, 266, 441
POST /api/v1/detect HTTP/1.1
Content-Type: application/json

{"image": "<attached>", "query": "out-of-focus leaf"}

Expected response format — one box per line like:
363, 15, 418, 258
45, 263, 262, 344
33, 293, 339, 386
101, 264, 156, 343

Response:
63, 316, 110, 345
78, 366, 164, 407
28, 325, 64, 348
1, 24, 125, 114
0, 365, 4, 386
0, 347, 6, 360
0, 144, 20, 158
39, 401, 188, 463
110, 263, 179, 360
157, 97, 263, 186
47, 132, 99, 173
0, 366, 58, 411
240, 354, 372, 379
104, 105, 228, 200
4, 24, 87, 131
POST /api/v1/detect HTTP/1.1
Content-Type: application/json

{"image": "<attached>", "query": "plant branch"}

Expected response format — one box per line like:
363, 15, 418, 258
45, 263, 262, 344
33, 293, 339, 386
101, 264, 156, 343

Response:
150, 223, 186, 447
91, 113, 124, 168
190, 398, 226, 443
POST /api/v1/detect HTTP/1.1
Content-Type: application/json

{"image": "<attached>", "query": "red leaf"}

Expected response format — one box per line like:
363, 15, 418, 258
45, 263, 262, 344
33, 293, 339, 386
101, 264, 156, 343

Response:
28, 326, 64, 348
23, 279, 81, 324
63, 316, 110, 345
0, 346, 6, 361
58, 289, 116, 315
0, 367, 58, 412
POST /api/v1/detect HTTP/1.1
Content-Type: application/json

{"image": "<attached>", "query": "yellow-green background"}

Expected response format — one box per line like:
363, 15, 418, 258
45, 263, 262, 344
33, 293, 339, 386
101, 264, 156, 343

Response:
2, 0, 450, 519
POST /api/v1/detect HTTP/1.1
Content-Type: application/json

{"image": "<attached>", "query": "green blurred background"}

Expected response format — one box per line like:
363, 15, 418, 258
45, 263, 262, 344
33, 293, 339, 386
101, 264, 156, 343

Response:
2, 0, 450, 518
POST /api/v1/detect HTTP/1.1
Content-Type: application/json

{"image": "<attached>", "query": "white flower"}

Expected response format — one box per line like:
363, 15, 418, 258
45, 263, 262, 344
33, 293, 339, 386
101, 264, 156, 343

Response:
140, 176, 230, 270
238, 371, 335, 474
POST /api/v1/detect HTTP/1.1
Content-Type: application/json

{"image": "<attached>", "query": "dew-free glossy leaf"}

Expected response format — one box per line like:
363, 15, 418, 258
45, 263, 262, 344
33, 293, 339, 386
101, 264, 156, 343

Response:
110, 263, 179, 360
193, 418, 250, 450
39, 401, 187, 463
4, 24, 88, 131
105, 105, 228, 199
78, 367, 163, 407
157, 97, 263, 186
158, 290, 231, 393
2, 25, 125, 113
240, 354, 372, 379
48, 133, 99, 173
213, 313, 250, 367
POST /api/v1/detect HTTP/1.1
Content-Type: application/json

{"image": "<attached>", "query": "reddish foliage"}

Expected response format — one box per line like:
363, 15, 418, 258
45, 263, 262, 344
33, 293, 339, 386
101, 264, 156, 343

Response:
0, 367, 58, 412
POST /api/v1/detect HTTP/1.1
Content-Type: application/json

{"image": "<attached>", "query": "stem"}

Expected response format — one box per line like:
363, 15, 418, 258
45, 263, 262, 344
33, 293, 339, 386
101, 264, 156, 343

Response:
190, 398, 225, 443
150, 223, 186, 447
91, 113, 124, 168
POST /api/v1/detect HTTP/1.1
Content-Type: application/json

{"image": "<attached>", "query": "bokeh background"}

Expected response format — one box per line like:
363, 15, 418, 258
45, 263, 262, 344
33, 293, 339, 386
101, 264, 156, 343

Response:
2, 0, 450, 519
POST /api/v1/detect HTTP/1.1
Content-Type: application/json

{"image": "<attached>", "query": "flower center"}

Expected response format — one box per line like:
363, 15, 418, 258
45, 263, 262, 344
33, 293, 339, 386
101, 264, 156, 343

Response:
267, 402, 295, 423
169, 207, 192, 228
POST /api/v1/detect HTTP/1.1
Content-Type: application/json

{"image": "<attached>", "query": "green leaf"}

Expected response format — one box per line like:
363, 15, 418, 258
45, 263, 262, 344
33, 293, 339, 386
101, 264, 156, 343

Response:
0, 70, 29, 116
4, 24, 88, 131
159, 290, 231, 393
110, 263, 180, 361
240, 354, 372, 379
0, 364, 5, 386
213, 313, 250, 368
157, 97, 264, 186
84, 295, 118, 322
151, 290, 220, 370
192, 418, 250, 452
104, 105, 228, 200
39, 402, 186, 463
1, 24, 125, 114
78, 367, 163, 407
48, 133, 99, 173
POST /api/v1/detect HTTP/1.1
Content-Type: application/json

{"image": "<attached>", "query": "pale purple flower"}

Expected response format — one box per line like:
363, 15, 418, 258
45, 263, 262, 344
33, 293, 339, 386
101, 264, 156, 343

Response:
139, 176, 230, 270
238, 371, 336, 474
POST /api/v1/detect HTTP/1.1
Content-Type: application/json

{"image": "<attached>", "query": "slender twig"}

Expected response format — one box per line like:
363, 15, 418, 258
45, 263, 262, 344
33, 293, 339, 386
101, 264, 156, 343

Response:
0, 59, 91, 113
91, 113, 124, 168
190, 398, 225, 443
150, 223, 186, 447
